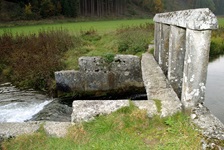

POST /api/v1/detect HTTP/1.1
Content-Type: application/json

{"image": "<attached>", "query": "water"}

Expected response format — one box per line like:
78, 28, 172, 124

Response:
205, 55, 224, 123
0, 100, 51, 122
0, 84, 52, 122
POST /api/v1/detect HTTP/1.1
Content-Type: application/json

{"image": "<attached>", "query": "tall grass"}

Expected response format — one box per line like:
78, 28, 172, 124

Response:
117, 23, 154, 55
1, 104, 205, 150
0, 29, 75, 94
210, 27, 224, 58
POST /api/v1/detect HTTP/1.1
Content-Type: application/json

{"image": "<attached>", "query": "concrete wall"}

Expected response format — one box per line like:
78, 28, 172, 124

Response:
55, 55, 144, 96
153, 8, 218, 109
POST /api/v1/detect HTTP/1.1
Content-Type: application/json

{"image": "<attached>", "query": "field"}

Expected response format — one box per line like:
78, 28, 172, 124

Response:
0, 19, 153, 35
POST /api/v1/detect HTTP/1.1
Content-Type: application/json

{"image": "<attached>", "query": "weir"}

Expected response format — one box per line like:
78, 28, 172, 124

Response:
152, 8, 224, 140
1, 8, 224, 142
153, 8, 218, 109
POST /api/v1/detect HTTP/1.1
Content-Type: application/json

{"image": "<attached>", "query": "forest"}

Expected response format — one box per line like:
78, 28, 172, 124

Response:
0, 0, 223, 21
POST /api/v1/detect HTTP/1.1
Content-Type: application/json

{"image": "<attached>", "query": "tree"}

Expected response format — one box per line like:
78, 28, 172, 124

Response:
0, 0, 2, 13
153, 0, 163, 13
40, 0, 56, 18
194, 0, 215, 12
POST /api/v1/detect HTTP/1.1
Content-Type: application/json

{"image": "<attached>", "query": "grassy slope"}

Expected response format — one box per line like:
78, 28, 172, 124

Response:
1, 103, 204, 150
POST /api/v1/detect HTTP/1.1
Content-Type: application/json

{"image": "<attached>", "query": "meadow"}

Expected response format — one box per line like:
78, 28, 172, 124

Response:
0, 19, 153, 35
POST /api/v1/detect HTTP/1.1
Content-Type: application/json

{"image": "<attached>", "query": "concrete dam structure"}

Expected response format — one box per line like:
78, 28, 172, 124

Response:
1, 8, 224, 142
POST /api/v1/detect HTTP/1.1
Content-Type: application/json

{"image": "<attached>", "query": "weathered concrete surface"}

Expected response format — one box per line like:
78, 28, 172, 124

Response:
160, 24, 170, 75
141, 52, 182, 117
168, 25, 186, 98
153, 8, 218, 30
154, 22, 161, 63
71, 100, 129, 123
0, 121, 72, 142
55, 55, 144, 95
181, 29, 211, 108
71, 100, 159, 123
191, 104, 224, 140
132, 100, 158, 117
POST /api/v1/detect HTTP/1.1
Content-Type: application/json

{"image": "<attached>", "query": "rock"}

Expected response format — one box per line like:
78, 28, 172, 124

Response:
29, 99, 72, 122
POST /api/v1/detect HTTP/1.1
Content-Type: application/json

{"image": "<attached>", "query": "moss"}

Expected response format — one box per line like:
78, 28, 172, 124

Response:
153, 99, 162, 114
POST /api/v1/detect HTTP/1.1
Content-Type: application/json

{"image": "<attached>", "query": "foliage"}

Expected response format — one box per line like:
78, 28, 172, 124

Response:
1, 0, 224, 21
1, 104, 206, 150
103, 53, 115, 64
80, 28, 101, 42
117, 23, 154, 55
0, 29, 74, 94
210, 27, 224, 58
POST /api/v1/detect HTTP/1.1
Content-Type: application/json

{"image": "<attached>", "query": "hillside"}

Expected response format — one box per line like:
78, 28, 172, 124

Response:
0, 0, 223, 21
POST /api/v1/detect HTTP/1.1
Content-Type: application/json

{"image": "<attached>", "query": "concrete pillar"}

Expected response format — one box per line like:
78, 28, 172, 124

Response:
181, 29, 211, 108
168, 26, 186, 98
154, 22, 161, 63
154, 23, 170, 76
160, 24, 170, 76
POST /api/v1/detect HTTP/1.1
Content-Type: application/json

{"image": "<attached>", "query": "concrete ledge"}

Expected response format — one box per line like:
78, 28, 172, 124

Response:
141, 52, 182, 117
0, 121, 72, 142
71, 100, 159, 123
153, 8, 218, 30
191, 104, 224, 140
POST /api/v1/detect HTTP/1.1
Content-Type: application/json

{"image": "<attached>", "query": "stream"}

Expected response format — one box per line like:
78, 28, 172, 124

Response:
0, 83, 52, 122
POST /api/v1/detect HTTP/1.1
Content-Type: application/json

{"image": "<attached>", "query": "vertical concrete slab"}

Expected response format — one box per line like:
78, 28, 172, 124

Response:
168, 25, 186, 98
181, 29, 211, 109
154, 22, 161, 63
160, 24, 170, 76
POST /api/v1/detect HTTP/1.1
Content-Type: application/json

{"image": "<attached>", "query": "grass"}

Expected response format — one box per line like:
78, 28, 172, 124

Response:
0, 19, 153, 35
218, 18, 224, 27
1, 103, 204, 150
63, 23, 154, 70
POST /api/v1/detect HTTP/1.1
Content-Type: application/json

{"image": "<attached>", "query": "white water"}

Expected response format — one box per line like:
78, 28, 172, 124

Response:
0, 100, 52, 122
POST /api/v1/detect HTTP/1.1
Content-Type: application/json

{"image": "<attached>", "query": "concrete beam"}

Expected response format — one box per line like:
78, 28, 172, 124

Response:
153, 8, 218, 30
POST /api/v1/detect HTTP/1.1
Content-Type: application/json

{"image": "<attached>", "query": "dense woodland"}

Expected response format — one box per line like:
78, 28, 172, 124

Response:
0, 0, 223, 21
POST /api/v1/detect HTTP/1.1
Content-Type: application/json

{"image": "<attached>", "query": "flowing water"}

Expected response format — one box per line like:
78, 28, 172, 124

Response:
205, 55, 224, 123
0, 83, 52, 122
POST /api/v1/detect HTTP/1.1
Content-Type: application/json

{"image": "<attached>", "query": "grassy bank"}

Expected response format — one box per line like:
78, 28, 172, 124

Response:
1, 103, 205, 150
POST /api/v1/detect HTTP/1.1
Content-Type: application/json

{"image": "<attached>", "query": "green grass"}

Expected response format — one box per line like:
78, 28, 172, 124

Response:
1, 103, 204, 150
218, 17, 224, 27
0, 19, 153, 35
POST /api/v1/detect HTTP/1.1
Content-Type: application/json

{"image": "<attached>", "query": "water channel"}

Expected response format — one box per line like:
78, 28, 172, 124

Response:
205, 55, 224, 123
0, 56, 223, 123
